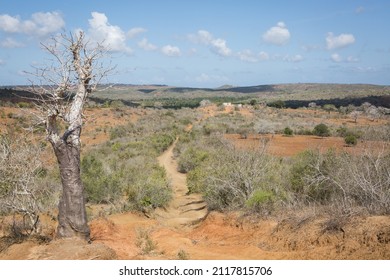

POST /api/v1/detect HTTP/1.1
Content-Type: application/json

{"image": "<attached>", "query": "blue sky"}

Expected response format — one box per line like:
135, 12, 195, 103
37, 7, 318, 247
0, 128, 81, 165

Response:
0, 0, 389, 87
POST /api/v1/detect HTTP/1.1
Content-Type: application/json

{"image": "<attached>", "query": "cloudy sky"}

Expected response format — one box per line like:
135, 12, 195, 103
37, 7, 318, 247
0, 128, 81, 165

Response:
0, 0, 389, 87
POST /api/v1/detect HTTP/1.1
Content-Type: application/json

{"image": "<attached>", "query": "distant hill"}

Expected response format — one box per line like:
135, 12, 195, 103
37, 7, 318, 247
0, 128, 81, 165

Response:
1, 83, 390, 108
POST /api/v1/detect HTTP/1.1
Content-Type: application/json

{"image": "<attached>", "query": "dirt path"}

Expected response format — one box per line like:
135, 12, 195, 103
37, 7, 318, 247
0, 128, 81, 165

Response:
154, 139, 208, 228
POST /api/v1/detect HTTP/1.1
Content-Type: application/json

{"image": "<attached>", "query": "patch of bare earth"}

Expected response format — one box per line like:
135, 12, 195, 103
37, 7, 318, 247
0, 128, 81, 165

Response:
225, 134, 388, 157
89, 211, 390, 260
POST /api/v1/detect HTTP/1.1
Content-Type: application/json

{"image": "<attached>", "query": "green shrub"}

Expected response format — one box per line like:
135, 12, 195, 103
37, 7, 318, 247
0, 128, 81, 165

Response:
283, 127, 293, 136
81, 155, 123, 203
187, 167, 207, 194
149, 133, 176, 153
17, 102, 33, 108
127, 164, 171, 210
246, 190, 275, 213
268, 100, 285, 108
344, 135, 357, 146
313, 123, 330, 137
177, 147, 209, 173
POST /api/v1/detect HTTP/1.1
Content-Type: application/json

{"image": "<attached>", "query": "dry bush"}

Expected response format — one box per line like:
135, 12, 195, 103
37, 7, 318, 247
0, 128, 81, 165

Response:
290, 143, 390, 215
184, 137, 284, 212
0, 133, 50, 235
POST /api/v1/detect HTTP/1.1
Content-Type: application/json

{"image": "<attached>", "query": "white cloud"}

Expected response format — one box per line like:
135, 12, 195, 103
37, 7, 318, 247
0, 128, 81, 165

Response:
189, 30, 213, 44
326, 32, 355, 50
161, 45, 181, 57
263, 22, 290, 45
1, 37, 24, 48
138, 38, 158, 51
88, 12, 133, 54
127, 27, 147, 38
0, 59, 5, 66
188, 30, 232, 57
211, 38, 232, 56
284, 54, 304, 62
0, 14, 21, 33
331, 53, 359, 63
0, 12, 65, 37
238, 50, 258, 62
237, 50, 269, 62
331, 53, 342, 62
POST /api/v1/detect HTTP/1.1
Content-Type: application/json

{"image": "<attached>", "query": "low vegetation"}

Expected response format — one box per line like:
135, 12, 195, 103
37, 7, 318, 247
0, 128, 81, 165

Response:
175, 113, 390, 217
0, 83, 389, 240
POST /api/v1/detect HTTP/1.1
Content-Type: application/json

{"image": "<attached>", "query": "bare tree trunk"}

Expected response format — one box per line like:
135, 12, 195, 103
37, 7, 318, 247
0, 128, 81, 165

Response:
29, 31, 110, 240
52, 134, 89, 239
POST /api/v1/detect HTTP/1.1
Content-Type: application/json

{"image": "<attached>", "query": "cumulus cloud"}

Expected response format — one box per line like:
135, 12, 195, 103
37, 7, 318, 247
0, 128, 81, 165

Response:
88, 12, 133, 54
161, 45, 181, 57
238, 50, 269, 62
326, 32, 355, 50
188, 30, 232, 57
138, 38, 158, 51
127, 27, 147, 38
262, 22, 290, 45
1, 37, 24, 48
0, 14, 22, 33
0, 12, 65, 37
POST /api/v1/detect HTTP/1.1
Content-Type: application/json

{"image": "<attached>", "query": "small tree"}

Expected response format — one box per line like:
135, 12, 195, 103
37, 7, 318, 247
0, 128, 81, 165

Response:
323, 104, 337, 115
313, 123, 330, 137
349, 110, 362, 123
28, 32, 111, 240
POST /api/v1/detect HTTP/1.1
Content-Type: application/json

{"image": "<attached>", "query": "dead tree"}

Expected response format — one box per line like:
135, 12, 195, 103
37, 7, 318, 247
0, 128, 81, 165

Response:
29, 31, 110, 240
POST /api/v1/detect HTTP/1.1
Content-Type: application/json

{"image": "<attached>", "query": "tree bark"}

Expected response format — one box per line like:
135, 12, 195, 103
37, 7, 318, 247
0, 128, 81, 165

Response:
52, 135, 90, 240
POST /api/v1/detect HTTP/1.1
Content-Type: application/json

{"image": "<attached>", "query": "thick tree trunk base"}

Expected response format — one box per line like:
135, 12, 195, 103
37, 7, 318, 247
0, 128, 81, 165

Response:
53, 140, 90, 241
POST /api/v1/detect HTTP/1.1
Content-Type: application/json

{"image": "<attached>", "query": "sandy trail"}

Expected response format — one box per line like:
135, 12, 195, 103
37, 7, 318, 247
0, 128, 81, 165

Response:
154, 138, 208, 228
